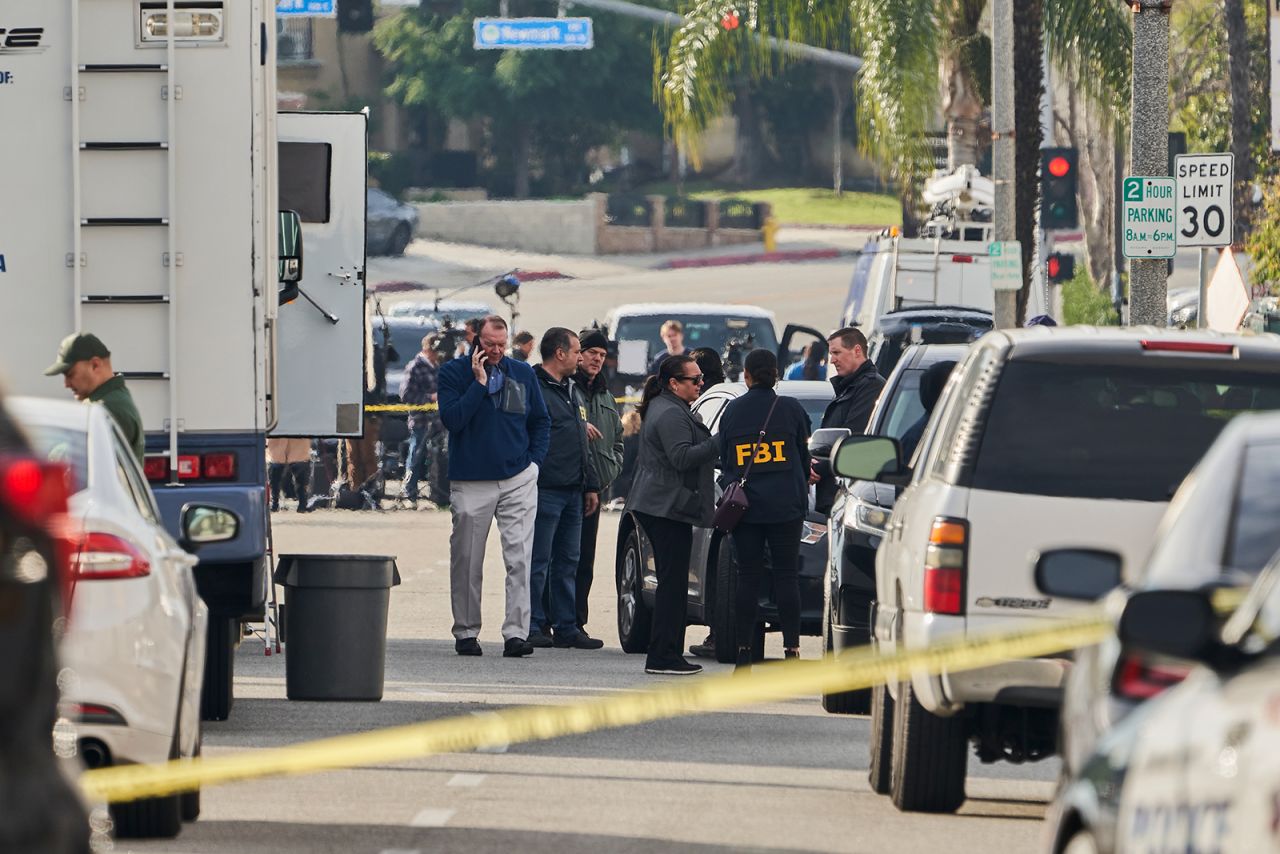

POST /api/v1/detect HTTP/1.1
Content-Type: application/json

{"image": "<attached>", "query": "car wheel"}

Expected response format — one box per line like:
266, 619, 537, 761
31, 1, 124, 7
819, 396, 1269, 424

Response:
616, 527, 652, 654
821, 590, 870, 714
712, 540, 739, 664
200, 617, 237, 721
889, 677, 967, 813
867, 681, 894, 794
1062, 830, 1099, 854
389, 223, 412, 256
111, 726, 184, 839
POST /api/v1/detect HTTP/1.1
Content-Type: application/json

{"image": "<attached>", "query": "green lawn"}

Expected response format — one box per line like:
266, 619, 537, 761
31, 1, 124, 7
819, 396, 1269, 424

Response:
624, 183, 900, 227
688, 187, 901, 228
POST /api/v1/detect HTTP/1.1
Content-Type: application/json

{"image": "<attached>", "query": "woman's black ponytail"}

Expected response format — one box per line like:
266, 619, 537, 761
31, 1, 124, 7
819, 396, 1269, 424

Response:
638, 354, 696, 419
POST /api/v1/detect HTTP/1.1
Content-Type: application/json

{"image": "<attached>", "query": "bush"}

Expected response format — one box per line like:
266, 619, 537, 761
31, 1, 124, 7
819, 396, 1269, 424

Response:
1062, 267, 1119, 326
1246, 174, 1280, 296
368, 151, 417, 198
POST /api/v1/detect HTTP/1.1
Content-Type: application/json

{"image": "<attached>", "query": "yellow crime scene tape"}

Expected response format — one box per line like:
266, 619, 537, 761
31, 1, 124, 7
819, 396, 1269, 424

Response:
366, 396, 641, 413
80, 613, 1110, 805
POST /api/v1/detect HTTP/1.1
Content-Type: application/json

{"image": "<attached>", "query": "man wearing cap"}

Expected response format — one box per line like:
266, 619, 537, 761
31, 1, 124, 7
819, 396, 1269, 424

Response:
45, 333, 144, 462
572, 327, 623, 638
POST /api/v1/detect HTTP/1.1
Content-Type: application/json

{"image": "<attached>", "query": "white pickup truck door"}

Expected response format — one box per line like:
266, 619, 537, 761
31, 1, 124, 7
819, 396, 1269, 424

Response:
271, 111, 367, 437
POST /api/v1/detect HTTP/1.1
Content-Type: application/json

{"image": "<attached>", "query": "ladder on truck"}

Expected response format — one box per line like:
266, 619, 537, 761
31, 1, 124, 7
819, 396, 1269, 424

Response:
67, 0, 279, 653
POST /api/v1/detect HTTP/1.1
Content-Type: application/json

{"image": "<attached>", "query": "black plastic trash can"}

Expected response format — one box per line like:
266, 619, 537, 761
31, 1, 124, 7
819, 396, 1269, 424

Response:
274, 554, 400, 701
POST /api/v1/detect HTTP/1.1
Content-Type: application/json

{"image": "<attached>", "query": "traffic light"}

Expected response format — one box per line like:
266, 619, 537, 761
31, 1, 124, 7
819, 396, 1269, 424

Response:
338, 0, 374, 33
1046, 252, 1075, 283
1040, 147, 1078, 230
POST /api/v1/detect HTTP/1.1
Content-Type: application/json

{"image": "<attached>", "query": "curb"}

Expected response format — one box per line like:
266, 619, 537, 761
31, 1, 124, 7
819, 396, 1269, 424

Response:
513, 269, 574, 281
661, 248, 847, 270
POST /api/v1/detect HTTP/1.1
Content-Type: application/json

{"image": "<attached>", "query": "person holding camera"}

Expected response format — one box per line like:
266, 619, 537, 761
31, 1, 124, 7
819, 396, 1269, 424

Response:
716, 349, 810, 669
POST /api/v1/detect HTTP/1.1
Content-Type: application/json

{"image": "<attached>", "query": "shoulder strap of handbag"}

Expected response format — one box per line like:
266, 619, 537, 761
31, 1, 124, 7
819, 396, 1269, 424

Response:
739, 395, 782, 487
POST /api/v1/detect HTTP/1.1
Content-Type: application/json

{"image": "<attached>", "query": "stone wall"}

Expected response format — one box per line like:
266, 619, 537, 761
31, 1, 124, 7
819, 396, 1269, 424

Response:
413, 199, 598, 255
413, 193, 767, 256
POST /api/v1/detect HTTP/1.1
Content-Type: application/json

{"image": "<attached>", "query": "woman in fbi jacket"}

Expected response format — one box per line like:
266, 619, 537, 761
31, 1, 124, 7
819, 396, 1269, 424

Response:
717, 348, 811, 669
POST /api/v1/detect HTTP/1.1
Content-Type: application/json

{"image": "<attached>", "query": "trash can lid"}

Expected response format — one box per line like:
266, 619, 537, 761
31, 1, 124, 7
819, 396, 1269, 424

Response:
273, 554, 401, 589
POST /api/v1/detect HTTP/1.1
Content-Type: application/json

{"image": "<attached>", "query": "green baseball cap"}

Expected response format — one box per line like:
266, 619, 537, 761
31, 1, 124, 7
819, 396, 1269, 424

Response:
44, 332, 111, 376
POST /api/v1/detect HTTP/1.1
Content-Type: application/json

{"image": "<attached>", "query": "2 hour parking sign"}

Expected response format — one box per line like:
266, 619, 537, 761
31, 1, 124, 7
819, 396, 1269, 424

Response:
1175, 153, 1233, 248
1122, 176, 1177, 259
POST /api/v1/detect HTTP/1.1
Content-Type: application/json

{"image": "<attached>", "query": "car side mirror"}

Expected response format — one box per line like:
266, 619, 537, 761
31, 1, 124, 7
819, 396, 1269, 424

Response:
278, 209, 304, 306
1034, 549, 1123, 601
1118, 589, 1217, 663
179, 503, 241, 552
809, 427, 852, 461
831, 435, 905, 483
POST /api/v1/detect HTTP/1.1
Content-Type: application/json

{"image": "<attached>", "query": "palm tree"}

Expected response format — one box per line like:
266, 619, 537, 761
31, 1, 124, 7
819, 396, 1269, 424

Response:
658, 0, 1131, 246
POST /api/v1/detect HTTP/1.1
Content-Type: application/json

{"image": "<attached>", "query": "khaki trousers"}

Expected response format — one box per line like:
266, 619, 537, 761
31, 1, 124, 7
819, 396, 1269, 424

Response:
448, 462, 539, 642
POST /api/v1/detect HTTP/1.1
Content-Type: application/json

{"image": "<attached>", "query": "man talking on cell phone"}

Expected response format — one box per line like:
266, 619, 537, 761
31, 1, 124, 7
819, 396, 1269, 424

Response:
437, 315, 550, 659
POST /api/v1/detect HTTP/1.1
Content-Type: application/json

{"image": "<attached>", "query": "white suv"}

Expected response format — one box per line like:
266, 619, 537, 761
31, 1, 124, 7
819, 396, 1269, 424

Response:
831, 326, 1280, 814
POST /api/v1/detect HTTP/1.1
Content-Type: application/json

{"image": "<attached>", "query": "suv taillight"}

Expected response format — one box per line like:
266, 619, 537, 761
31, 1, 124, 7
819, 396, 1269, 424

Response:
1113, 654, 1191, 701
71, 532, 151, 580
0, 456, 68, 527
924, 518, 967, 615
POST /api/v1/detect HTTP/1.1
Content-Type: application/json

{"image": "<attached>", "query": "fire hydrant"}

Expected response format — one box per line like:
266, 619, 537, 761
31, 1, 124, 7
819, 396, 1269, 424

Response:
762, 216, 779, 253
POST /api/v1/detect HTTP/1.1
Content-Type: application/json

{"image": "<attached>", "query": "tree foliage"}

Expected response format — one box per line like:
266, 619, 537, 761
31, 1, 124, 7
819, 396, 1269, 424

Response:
374, 1, 666, 195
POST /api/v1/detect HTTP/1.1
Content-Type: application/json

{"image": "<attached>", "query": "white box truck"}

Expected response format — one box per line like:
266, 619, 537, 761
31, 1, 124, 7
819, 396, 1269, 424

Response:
0, 0, 367, 720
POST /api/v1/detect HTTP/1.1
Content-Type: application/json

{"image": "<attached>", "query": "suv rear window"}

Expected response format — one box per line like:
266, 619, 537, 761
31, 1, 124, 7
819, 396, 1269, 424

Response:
969, 361, 1280, 501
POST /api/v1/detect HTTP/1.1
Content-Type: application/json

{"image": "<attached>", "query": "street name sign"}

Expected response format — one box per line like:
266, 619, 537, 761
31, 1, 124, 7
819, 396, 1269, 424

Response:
1122, 176, 1177, 259
988, 241, 1023, 291
277, 0, 335, 16
1175, 153, 1233, 248
473, 18, 594, 50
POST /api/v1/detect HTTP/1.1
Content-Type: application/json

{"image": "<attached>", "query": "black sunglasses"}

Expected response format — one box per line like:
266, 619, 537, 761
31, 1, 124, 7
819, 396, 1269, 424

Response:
674, 373, 704, 384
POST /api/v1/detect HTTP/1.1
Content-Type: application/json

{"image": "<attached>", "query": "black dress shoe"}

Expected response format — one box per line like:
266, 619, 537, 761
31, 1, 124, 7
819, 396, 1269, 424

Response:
503, 637, 534, 657
553, 631, 604, 650
455, 637, 482, 656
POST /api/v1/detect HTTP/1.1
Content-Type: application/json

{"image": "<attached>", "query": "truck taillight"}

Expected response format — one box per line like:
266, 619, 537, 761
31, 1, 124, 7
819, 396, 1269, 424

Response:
71, 532, 151, 580
1113, 654, 1191, 701
176, 455, 201, 480
202, 453, 237, 480
143, 456, 169, 482
924, 518, 967, 615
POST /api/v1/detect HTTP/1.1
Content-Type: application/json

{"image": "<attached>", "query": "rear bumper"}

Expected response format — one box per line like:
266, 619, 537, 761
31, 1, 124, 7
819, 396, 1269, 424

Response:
901, 611, 1071, 714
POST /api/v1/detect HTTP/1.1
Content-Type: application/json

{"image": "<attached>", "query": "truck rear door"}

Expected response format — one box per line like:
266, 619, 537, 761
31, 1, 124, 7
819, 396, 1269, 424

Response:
272, 111, 367, 437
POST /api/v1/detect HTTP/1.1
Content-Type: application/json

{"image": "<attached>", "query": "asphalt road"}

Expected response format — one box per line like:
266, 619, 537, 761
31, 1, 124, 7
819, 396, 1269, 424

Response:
122, 507, 1058, 854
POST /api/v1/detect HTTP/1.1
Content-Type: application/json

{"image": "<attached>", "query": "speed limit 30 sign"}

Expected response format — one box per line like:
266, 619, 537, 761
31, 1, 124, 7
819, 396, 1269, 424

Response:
1175, 153, 1233, 247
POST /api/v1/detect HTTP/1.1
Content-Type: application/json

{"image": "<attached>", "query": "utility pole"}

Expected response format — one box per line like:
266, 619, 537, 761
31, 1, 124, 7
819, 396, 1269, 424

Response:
1128, 0, 1172, 327
992, 0, 1017, 329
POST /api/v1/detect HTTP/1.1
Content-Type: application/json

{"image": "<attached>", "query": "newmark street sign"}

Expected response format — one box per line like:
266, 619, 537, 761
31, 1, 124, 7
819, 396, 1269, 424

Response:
1175, 153, 1233, 248
988, 241, 1023, 291
473, 18, 594, 50
277, 0, 335, 16
1122, 176, 1177, 259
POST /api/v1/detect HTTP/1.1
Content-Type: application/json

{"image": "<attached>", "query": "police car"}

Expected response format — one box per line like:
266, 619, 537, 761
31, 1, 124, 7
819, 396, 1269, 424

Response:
1040, 410, 1280, 853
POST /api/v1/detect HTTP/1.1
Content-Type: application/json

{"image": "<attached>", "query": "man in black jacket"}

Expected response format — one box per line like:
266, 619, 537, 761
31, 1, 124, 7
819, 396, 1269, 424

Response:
816, 326, 885, 512
528, 328, 603, 650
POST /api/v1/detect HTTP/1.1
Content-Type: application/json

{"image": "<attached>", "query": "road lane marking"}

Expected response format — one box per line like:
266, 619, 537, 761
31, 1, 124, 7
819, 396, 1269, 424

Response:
447, 773, 486, 787
409, 808, 456, 827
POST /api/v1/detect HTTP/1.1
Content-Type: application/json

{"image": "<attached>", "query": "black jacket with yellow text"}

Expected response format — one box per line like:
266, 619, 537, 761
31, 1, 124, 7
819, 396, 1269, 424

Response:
717, 386, 811, 525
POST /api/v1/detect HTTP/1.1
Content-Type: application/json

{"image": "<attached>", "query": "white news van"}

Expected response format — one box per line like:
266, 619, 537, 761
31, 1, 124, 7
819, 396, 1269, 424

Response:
0, 0, 366, 720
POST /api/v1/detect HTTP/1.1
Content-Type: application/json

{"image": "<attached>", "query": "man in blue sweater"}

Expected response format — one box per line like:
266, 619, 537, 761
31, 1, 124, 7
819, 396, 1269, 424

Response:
438, 315, 551, 658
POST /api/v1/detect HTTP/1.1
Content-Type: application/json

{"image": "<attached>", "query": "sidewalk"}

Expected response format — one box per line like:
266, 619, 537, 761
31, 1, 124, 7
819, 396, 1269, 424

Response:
367, 225, 879, 287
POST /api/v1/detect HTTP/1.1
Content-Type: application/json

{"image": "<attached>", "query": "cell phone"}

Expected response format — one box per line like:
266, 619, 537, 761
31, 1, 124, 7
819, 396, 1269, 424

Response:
470, 340, 481, 358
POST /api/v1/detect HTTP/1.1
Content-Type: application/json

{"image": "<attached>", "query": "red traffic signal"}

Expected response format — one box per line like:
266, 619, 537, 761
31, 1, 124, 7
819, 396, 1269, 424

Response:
1047, 156, 1071, 178
1047, 252, 1075, 283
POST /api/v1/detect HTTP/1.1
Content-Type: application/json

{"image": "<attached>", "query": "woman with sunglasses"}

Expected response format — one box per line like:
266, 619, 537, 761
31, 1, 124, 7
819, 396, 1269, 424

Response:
625, 355, 719, 675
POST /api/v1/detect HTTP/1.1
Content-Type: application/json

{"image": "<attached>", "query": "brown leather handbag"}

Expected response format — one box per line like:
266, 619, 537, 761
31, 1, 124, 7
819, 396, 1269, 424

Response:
712, 396, 780, 533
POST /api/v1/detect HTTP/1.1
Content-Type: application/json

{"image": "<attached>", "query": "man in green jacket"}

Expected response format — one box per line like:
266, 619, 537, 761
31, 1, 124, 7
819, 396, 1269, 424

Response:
45, 332, 144, 462
573, 329, 624, 638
